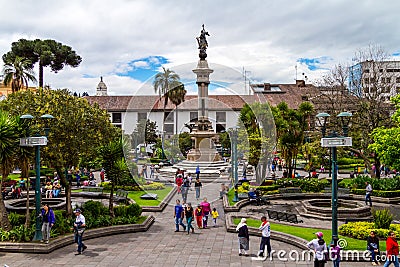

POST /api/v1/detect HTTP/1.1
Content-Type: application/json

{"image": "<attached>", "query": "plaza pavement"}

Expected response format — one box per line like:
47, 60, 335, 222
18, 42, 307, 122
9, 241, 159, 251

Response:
0, 171, 382, 266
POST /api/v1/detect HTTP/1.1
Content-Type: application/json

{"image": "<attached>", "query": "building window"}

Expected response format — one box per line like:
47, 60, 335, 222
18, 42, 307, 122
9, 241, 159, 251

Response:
164, 111, 174, 123
396, 87, 400, 94
112, 113, 122, 123
164, 124, 174, 134
363, 69, 370, 73
190, 112, 198, 122
216, 124, 226, 133
396, 77, 400, 83
137, 112, 147, 122
364, 78, 369, 85
216, 112, 226, 122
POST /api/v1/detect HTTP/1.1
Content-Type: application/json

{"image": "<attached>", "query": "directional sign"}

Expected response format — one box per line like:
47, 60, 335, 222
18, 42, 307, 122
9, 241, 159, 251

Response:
20, 137, 48, 146
321, 137, 352, 147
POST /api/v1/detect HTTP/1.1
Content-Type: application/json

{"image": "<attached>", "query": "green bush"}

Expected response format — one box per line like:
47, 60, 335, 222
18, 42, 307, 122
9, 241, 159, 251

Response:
345, 175, 400, 191
127, 203, 142, 217
82, 200, 108, 218
8, 212, 25, 227
255, 185, 280, 193
350, 189, 400, 198
142, 182, 165, 190
339, 221, 400, 240
373, 209, 393, 229
275, 178, 329, 192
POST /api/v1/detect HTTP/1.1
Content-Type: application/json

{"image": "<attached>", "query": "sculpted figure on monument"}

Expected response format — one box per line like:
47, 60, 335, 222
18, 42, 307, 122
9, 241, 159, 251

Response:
196, 24, 209, 59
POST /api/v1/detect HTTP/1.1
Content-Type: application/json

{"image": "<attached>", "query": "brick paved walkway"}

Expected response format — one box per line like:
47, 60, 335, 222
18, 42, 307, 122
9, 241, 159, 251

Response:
0, 176, 378, 266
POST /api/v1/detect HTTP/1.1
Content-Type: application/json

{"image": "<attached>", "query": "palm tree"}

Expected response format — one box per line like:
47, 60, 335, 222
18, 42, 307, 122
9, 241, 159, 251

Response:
3, 56, 36, 93
153, 67, 180, 132
0, 110, 18, 230
168, 83, 186, 134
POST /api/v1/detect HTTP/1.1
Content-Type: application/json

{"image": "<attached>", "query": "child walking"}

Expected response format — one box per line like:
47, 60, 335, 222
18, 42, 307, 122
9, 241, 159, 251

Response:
195, 204, 203, 228
211, 207, 219, 227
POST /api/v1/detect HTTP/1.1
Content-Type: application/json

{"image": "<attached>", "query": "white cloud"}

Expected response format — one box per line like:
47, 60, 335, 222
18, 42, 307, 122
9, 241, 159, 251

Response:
0, 0, 399, 95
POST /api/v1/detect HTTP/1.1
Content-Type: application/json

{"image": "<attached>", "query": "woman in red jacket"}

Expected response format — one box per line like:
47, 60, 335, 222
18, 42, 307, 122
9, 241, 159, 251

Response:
384, 232, 399, 267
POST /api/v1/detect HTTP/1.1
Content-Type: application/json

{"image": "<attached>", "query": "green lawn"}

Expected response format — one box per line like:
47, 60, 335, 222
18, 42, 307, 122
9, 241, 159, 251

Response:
128, 187, 173, 206
233, 218, 386, 251
1, 173, 22, 181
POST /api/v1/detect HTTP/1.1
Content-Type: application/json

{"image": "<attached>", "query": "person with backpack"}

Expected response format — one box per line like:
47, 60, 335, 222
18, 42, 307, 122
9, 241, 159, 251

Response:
40, 203, 56, 244
307, 232, 328, 267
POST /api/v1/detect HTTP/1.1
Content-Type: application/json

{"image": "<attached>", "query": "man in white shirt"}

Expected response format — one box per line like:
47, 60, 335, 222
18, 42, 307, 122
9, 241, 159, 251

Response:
365, 182, 373, 207
258, 216, 271, 257
73, 209, 87, 255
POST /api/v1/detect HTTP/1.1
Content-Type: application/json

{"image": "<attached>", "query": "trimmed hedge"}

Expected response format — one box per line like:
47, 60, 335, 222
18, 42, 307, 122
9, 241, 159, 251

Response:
340, 175, 400, 191
275, 178, 329, 193
100, 181, 165, 191
339, 222, 400, 240
351, 189, 400, 198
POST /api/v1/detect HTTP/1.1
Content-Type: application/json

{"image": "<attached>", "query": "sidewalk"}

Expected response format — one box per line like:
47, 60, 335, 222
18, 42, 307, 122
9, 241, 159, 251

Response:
0, 174, 377, 266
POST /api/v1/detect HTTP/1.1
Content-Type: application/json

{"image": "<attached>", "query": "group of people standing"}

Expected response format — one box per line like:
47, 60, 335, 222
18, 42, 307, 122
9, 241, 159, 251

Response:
174, 197, 219, 235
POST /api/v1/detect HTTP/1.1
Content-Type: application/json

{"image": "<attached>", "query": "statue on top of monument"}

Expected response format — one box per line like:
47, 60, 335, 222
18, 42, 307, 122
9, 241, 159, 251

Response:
196, 24, 210, 60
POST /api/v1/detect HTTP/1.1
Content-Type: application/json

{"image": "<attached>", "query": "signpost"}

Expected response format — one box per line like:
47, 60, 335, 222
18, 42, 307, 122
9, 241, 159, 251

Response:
20, 137, 48, 146
321, 137, 352, 147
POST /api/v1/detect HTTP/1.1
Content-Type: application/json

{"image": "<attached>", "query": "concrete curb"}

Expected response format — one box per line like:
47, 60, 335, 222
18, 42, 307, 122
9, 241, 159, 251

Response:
141, 186, 177, 212
225, 214, 377, 262
0, 215, 155, 254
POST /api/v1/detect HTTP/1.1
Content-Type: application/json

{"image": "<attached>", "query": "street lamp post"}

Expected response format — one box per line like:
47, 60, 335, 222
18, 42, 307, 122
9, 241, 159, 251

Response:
133, 130, 138, 160
20, 114, 54, 241
157, 130, 166, 160
316, 111, 352, 243
229, 126, 240, 202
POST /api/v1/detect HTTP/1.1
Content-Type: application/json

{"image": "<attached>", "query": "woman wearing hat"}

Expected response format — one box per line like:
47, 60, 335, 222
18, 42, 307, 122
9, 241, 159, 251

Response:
236, 218, 250, 256
73, 209, 87, 255
307, 232, 328, 267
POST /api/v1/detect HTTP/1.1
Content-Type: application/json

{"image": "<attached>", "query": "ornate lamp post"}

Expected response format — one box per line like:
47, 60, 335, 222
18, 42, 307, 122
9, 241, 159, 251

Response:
157, 130, 166, 160
20, 114, 54, 241
316, 111, 352, 243
229, 126, 240, 202
132, 130, 138, 160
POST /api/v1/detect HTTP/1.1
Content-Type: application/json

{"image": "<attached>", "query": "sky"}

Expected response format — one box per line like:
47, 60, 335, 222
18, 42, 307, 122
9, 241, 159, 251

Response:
0, 0, 399, 96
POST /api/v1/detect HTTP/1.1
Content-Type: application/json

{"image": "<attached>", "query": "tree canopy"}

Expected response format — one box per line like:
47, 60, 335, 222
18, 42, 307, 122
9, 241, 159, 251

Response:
0, 88, 120, 214
2, 39, 82, 88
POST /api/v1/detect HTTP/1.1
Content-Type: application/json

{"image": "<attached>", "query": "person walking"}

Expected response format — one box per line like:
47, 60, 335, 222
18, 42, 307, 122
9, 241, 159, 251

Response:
307, 232, 328, 267
236, 218, 250, 256
174, 199, 186, 232
195, 204, 203, 229
257, 216, 271, 258
383, 232, 399, 267
40, 204, 55, 244
195, 165, 200, 180
366, 181, 373, 207
176, 174, 183, 194
330, 236, 341, 267
211, 207, 219, 227
194, 177, 202, 200
150, 164, 155, 179
73, 209, 87, 255
181, 176, 190, 203
200, 197, 211, 228
184, 203, 195, 235
367, 231, 380, 265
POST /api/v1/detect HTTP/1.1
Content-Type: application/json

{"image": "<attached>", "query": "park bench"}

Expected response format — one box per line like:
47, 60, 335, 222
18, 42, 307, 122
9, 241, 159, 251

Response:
266, 209, 304, 224
114, 189, 128, 203
81, 187, 104, 197
344, 218, 373, 224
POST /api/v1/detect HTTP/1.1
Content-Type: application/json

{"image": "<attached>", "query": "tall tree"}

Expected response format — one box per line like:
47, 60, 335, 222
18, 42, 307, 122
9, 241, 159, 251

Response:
168, 83, 186, 134
0, 88, 119, 215
153, 67, 180, 132
3, 56, 37, 93
2, 39, 82, 88
0, 110, 18, 230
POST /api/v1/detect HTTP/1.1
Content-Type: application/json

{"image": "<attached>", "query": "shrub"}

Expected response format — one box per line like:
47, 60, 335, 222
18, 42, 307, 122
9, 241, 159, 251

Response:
82, 200, 108, 218
8, 212, 25, 227
255, 185, 280, 193
350, 189, 400, 198
275, 178, 329, 192
346, 175, 400, 191
142, 182, 165, 190
373, 209, 393, 229
339, 221, 400, 240
127, 203, 142, 217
